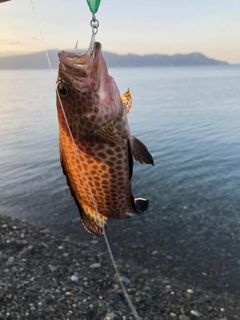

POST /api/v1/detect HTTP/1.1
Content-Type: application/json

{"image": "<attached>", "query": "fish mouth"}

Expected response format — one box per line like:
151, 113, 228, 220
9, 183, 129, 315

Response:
58, 42, 103, 80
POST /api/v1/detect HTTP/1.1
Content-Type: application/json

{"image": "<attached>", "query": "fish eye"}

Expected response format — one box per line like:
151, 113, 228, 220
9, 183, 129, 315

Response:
57, 82, 68, 99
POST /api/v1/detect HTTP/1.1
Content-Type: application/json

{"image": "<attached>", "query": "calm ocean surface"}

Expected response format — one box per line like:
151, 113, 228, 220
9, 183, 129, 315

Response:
0, 66, 240, 298
1, 66, 240, 225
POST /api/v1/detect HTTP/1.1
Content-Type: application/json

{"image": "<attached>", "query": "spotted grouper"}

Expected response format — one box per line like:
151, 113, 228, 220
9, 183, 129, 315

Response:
56, 42, 154, 237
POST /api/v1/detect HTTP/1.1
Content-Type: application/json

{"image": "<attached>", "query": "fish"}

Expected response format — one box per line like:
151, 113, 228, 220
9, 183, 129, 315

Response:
56, 42, 154, 237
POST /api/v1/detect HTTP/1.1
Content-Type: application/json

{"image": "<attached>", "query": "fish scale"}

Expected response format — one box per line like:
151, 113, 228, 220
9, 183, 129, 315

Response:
56, 42, 154, 236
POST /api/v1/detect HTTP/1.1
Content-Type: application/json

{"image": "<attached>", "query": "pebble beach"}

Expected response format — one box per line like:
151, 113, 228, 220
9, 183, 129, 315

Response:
0, 214, 239, 320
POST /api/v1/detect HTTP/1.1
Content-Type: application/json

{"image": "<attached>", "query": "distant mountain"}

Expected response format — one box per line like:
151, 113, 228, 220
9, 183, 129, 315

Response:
103, 52, 229, 67
0, 50, 229, 69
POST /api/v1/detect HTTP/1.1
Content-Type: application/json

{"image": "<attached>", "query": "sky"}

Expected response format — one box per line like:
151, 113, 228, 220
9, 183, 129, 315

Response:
0, 0, 240, 63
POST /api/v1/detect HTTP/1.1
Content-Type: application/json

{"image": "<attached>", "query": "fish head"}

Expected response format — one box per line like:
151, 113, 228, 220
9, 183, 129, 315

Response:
56, 42, 113, 136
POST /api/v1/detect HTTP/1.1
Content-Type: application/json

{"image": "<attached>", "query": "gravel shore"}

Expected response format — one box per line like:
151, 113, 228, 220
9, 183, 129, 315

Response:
0, 215, 239, 320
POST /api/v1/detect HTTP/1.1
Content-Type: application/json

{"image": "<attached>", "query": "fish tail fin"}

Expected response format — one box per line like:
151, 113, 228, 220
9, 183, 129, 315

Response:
134, 197, 149, 214
80, 205, 107, 237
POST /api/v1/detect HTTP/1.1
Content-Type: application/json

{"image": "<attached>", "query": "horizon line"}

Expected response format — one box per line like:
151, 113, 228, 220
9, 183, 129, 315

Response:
0, 49, 231, 64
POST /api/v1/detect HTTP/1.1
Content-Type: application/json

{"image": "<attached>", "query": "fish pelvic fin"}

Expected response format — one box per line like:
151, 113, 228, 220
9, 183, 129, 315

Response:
93, 120, 124, 145
134, 198, 149, 214
121, 88, 132, 114
80, 205, 107, 237
131, 136, 154, 165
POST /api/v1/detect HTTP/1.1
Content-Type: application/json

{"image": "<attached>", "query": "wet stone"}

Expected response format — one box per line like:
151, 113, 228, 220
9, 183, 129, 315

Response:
186, 289, 194, 294
179, 315, 190, 320
170, 312, 177, 317
143, 286, 151, 292
190, 309, 201, 317
71, 275, 79, 282
120, 276, 131, 285
90, 240, 98, 244
162, 279, 170, 284
89, 263, 101, 269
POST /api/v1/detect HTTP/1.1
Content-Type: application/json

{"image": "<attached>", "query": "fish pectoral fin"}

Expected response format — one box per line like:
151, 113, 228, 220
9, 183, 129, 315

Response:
134, 198, 149, 214
80, 205, 107, 237
121, 88, 132, 114
93, 121, 124, 145
131, 136, 154, 165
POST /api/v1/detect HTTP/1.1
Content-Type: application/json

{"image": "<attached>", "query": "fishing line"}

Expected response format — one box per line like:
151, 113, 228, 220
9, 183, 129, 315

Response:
30, 1, 53, 77
30, 1, 140, 319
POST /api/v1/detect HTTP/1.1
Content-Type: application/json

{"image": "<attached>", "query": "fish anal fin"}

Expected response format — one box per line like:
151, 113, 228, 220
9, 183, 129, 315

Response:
134, 198, 149, 214
121, 88, 132, 114
80, 205, 107, 237
93, 120, 123, 145
131, 136, 154, 165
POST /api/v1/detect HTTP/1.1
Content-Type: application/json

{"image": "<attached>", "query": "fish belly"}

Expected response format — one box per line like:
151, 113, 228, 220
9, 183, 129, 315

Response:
59, 128, 135, 235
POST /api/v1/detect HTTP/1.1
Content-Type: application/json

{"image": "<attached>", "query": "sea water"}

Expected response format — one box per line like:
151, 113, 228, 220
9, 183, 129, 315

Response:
0, 65, 240, 297
2, 66, 240, 225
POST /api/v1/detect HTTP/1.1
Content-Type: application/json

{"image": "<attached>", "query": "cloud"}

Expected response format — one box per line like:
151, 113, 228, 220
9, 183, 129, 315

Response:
26, 36, 39, 41
0, 39, 22, 45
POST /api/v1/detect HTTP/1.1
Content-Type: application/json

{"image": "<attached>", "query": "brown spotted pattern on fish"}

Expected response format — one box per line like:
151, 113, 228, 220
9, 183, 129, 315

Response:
56, 42, 153, 237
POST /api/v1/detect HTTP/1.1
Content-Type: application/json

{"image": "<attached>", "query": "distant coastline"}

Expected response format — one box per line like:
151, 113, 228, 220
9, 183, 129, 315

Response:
0, 50, 229, 69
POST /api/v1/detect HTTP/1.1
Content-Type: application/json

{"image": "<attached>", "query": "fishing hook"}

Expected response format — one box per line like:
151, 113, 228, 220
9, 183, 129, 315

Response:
75, 14, 99, 56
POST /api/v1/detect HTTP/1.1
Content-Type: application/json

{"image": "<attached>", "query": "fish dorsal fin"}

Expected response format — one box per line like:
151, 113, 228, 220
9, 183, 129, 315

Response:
131, 136, 154, 165
121, 88, 132, 114
80, 205, 107, 237
134, 198, 149, 213
93, 121, 124, 145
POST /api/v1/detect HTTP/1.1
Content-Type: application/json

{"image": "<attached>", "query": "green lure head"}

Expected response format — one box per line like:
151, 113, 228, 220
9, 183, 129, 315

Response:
86, 0, 101, 14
